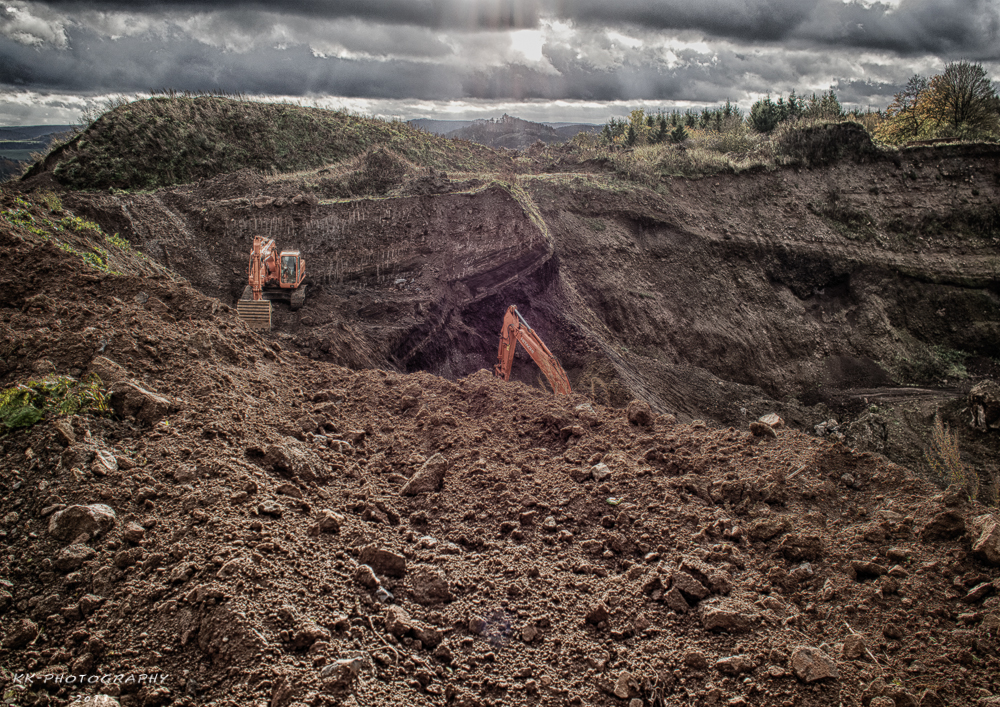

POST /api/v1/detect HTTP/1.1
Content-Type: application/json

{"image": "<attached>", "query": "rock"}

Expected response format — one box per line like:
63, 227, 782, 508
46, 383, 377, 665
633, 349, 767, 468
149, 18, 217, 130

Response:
585, 601, 611, 626
613, 671, 634, 699
748, 517, 791, 541
542, 515, 558, 531
384, 605, 442, 648
400, 453, 448, 495
969, 514, 1000, 565
969, 380, 1000, 431
54, 543, 97, 572
79, 594, 104, 616
468, 616, 488, 635
522, 625, 539, 642
264, 438, 324, 483
108, 380, 175, 425
700, 602, 751, 633
291, 623, 331, 651
672, 571, 709, 601
53, 418, 76, 444
411, 568, 454, 604
749, 421, 777, 438
354, 565, 379, 589
842, 634, 867, 660
962, 582, 995, 604
851, 560, 888, 579
790, 646, 839, 683
48, 504, 116, 541
123, 522, 145, 543
778, 533, 824, 561
358, 545, 406, 578
684, 651, 709, 670
716, 655, 754, 675
591, 462, 612, 481
320, 656, 367, 690
275, 483, 303, 499
626, 400, 654, 426
759, 413, 785, 428
0, 590, 11, 612
919, 510, 965, 542
2, 618, 38, 648
114, 547, 145, 568
665, 586, 690, 614
309, 510, 344, 535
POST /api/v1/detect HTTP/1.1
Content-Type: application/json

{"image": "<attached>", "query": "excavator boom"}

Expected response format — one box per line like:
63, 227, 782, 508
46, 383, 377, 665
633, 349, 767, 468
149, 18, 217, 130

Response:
493, 305, 571, 395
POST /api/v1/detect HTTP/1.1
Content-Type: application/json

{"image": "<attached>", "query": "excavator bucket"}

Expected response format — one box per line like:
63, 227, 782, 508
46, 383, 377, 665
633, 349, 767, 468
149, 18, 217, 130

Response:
237, 298, 272, 331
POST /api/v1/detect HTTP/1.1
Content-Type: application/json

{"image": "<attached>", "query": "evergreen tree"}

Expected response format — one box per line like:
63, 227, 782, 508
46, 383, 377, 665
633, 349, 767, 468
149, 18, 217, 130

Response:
670, 124, 688, 143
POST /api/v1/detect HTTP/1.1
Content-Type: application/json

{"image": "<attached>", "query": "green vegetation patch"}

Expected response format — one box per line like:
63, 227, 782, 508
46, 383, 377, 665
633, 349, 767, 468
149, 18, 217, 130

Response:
0, 374, 111, 433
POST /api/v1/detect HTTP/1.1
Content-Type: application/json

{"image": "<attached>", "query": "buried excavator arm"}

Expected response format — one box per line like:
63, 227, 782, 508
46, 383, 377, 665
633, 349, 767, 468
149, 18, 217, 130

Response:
493, 305, 572, 395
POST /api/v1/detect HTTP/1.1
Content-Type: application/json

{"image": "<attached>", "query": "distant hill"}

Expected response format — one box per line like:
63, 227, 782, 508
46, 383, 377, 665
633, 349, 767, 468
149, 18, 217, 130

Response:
0, 125, 75, 182
441, 114, 601, 150
410, 116, 601, 148
408, 119, 475, 135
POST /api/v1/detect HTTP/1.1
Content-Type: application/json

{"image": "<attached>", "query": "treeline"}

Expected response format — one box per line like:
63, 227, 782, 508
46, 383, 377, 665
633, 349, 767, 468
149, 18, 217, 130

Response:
599, 60, 999, 148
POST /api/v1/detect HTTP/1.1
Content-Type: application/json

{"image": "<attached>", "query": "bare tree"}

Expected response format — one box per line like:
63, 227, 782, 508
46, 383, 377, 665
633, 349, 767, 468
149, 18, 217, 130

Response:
925, 60, 1000, 136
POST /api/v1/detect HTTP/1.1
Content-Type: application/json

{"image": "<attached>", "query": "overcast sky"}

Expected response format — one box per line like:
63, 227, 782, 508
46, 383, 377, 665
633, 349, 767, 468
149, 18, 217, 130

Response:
1, 0, 998, 125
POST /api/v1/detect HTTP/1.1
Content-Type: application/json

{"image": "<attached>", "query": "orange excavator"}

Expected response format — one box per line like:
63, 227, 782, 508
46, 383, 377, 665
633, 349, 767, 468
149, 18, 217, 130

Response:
493, 305, 571, 395
242, 235, 306, 310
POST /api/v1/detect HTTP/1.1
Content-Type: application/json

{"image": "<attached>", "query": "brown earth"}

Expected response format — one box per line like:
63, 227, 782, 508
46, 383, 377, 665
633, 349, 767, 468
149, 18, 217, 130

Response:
38, 140, 1000, 478
1, 137, 999, 707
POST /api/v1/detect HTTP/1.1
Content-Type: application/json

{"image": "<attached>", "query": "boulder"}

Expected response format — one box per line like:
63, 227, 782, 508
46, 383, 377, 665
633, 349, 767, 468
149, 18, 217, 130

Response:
410, 568, 453, 605
54, 543, 97, 572
790, 646, 839, 683
749, 421, 777, 438
384, 605, 442, 648
700, 601, 752, 633
626, 400, 654, 427
108, 380, 175, 426
748, 517, 791, 542
2, 619, 39, 648
920, 510, 966, 542
716, 655, 754, 675
264, 439, 324, 483
400, 453, 448, 496
357, 545, 406, 578
969, 515, 1000, 565
48, 504, 116, 541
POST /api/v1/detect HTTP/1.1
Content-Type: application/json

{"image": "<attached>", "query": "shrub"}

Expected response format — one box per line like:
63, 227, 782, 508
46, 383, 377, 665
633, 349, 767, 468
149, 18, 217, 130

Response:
0, 374, 111, 432
925, 414, 977, 500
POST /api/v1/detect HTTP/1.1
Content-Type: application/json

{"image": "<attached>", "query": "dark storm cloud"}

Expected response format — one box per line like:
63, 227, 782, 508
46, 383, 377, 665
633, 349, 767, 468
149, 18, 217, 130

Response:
19, 0, 1000, 56
33, 0, 542, 30
796, 0, 1000, 58
0, 31, 465, 97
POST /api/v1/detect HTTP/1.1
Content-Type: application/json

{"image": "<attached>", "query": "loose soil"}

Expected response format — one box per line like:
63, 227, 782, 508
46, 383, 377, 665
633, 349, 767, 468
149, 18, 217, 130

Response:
1, 136, 999, 707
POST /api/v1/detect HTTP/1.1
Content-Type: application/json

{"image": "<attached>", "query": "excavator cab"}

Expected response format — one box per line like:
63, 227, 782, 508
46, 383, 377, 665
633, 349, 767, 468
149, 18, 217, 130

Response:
280, 253, 299, 286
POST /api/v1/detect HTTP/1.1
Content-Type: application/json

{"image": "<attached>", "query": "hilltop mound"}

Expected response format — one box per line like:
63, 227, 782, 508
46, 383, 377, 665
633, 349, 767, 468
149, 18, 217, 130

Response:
23, 97, 510, 191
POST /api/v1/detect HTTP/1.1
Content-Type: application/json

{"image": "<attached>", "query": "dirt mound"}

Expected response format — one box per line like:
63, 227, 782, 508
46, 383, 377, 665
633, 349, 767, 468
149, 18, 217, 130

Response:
1, 212, 1000, 707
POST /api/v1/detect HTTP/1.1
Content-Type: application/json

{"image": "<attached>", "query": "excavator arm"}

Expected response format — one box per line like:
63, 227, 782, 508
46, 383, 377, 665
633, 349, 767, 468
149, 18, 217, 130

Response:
248, 236, 277, 301
493, 305, 572, 395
